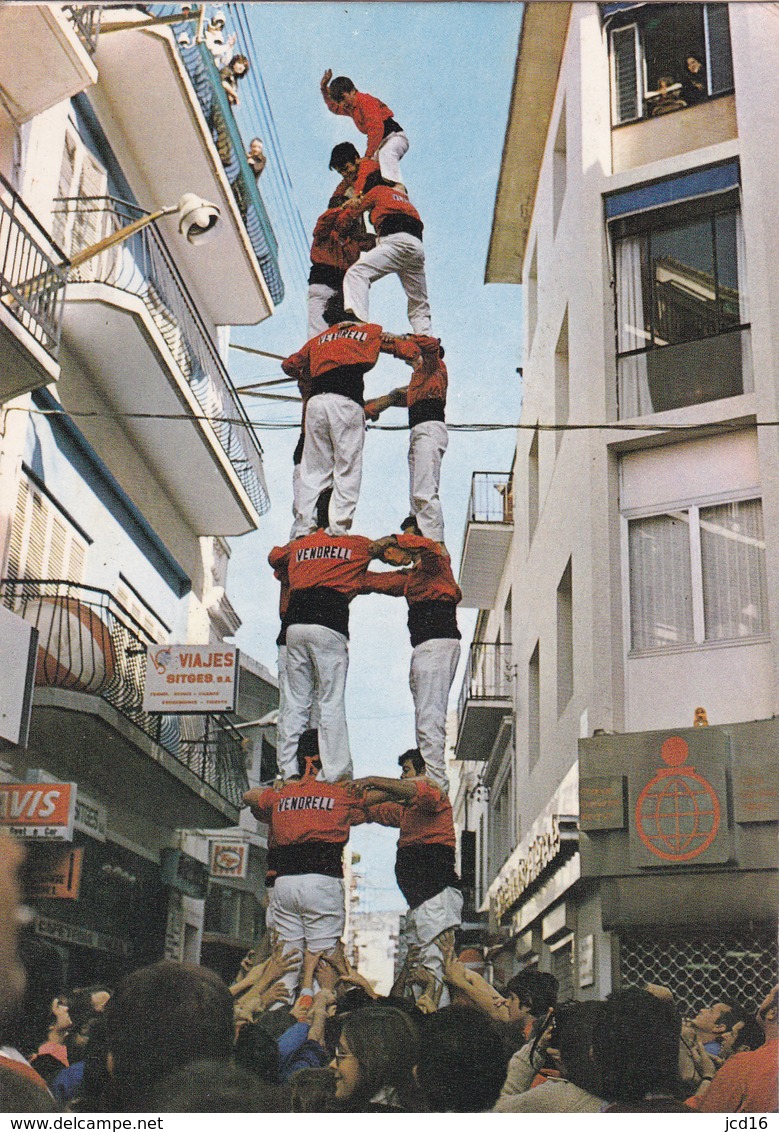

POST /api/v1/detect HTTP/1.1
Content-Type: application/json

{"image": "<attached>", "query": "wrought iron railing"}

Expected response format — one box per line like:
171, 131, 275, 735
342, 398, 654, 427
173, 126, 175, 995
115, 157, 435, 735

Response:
0, 579, 248, 809
63, 4, 102, 55
54, 194, 269, 516
174, 39, 283, 304
457, 642, 514, 724
467, 472, 514, 525
0, 173, 67, 360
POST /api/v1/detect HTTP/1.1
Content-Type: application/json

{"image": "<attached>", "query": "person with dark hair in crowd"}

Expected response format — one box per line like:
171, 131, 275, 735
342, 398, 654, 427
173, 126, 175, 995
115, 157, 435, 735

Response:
496, 1000, 605, 1112
504, 969, 559, 1039
233, 1021, 281, 1086
328, 1005, 420, 1111
150, 1059, 281, 1112
50, 987, 107, 1104
289, 1066, 337, 1112
698, 985, 778, 1113
65, 1014, 110, 1112
415, 1005, 507, 1112
592, 988, 690, 1111
103, 961, 234, 1111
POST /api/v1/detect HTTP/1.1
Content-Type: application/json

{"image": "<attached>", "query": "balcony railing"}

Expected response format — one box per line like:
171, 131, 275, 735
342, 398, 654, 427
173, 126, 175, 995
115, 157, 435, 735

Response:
0, 172, 67, 360
174, 39, 283, 305
457, 642, 514, 724
63, 4, 102, 55
0, 579, 248, 809
467, 472, 514, 524
55, 195, 269, 516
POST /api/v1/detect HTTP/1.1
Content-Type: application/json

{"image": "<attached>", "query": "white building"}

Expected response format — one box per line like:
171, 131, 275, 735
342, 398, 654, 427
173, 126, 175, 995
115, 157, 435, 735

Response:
0, 5, 282, 984
454, 1, 779, 1012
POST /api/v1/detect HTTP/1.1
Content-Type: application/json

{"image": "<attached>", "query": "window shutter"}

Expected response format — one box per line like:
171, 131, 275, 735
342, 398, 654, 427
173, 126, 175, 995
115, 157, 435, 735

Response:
612, 25, 640, 124
51, 130, 77, 247
705, 4, 734, 95
4, 479, 29, 586
6, 477, 88, 585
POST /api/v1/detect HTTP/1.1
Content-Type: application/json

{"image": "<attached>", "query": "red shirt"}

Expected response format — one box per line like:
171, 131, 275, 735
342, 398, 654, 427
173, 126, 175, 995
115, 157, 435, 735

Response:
246, 777, 368, 846
282, 321, 384, 381
396, 532, 462, 605
699, 1038, 779, 1113
368, 778, 455, 849
310, 206, 370, 274
323, 89, 396, 158
397, 336, 448, 407
270, 531, 376, 598
355, 184, 422, 233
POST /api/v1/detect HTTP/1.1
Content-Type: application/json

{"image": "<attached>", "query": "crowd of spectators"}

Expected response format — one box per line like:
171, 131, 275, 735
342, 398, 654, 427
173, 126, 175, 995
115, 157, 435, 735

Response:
0, 836, 776, 1113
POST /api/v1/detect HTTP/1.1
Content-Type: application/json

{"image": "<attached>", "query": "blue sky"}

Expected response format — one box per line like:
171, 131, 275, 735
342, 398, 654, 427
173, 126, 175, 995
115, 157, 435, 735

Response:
226, 2, 524, 910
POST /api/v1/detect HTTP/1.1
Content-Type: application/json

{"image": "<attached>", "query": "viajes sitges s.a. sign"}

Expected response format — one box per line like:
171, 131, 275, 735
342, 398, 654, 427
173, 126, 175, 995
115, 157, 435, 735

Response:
143, 644, 239, 713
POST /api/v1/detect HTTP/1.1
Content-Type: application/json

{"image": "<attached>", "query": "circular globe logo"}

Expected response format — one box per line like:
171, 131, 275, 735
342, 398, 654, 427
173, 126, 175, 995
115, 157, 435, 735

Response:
635, 736, 721, 862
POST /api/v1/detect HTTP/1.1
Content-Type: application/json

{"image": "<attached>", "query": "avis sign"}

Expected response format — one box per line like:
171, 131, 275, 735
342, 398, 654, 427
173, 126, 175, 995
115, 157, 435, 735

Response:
143, 645, 239, 713
0, 783, 76, 840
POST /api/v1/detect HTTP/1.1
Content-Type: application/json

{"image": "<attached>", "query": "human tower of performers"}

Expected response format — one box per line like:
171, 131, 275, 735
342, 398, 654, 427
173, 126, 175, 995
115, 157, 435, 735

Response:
243, 69, 463, 1009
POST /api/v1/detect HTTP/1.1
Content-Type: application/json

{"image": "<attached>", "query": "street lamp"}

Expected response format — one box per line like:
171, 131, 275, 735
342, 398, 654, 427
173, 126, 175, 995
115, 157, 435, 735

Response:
68, 193, 221, 270
233, 710, 279, 730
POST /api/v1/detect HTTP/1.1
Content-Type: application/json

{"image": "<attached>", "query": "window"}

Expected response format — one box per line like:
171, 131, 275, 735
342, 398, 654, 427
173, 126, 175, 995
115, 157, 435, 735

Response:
528, 429, 539, 543
628, 497, 768, 652
51, 122, 108, 256
488, 762, 515, 883
5, 475, 88, 586
557, 559, 574, 713
553, 101, 567, 236
528, 642, 540, 770
527, 243, 538, 352
609, 4, 734, 125
612, 178, 750, 417
555, 310, 569, 452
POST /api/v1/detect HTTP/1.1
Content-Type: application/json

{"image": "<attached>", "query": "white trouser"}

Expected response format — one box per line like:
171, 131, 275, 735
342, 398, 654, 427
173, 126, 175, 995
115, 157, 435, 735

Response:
409, 637, 460, 792
291, 393, 365, 538
408, 420, 448, 542
265, 886, 278, 935
307, 282, 337, 338
404, 886, 463, 1006
273, 873, 345, 1003
277, 642, 320, 778
283, 623, 351, 782
276, 644, 294, 778
290, 462, 304, 541
375, 130, 409, 184
343, 232, 432, 335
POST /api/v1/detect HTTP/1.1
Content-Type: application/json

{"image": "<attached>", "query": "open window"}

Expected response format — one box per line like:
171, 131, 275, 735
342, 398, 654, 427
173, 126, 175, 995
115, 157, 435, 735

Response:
607, 161, 751, 417
606, 3, 734, 125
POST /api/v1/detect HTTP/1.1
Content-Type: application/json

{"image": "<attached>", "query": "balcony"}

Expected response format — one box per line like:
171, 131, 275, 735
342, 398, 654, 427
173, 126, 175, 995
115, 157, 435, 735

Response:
0, 579, 247, 827
0, 173, 67, 402
454, 642, 513, 761
56, 196, 269, 534
0, 5, 98, 125
91, 9, 279, 325
458, 473, 514, 609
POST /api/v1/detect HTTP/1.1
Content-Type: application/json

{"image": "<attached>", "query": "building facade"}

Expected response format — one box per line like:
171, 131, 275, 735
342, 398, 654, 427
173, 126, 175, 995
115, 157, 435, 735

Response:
454, 1, 779, 1010
0, 5, 281, 984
